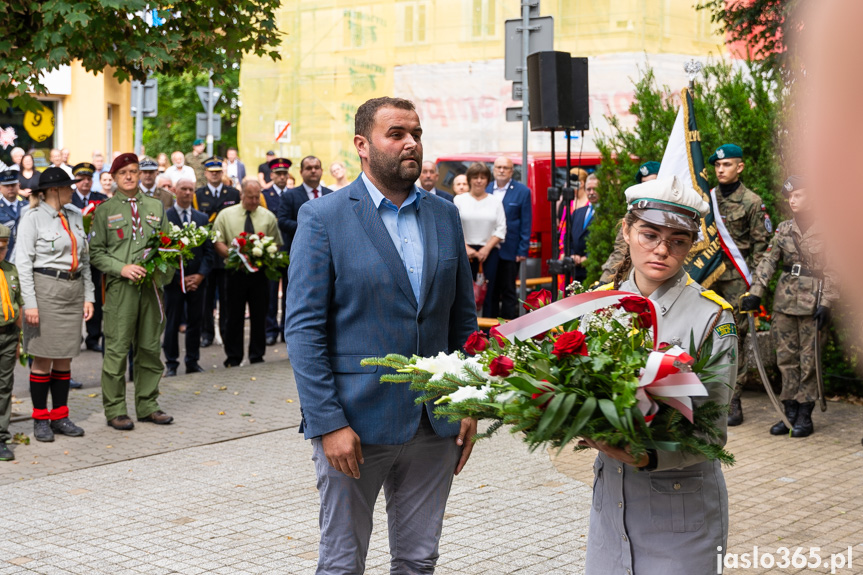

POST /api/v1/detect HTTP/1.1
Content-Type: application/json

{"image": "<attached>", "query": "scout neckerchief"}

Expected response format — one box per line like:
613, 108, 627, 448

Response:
0, 268, 13, 320
58, 210, 78, 272
127, 197, 143, 240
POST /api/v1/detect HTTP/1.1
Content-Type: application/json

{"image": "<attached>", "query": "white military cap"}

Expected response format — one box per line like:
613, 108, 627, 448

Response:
624, 175, 709, 233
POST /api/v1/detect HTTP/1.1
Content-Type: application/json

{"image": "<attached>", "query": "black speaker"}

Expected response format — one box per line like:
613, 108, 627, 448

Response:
526, 51, 590, 131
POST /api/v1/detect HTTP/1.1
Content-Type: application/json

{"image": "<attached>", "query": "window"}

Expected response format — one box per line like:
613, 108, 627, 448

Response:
470, 0, 497, 39
400, 2, 428, 45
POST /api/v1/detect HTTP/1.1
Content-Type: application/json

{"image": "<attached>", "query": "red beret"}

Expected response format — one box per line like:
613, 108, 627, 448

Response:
109, 152, 139, 174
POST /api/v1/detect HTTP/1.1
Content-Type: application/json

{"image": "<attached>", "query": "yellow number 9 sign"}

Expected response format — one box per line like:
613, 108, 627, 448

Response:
23, 105, 56, 143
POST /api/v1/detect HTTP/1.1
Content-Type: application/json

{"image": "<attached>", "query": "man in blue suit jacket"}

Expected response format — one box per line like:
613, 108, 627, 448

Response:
486, 156, 532, 319
276, 155, 334, 255
419, 160, 454, 202
286, 97, 477, 574
163, 178, 214, 376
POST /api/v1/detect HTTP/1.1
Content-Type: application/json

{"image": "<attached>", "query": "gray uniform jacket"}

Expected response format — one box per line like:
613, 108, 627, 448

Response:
15, 202, 95, 310
585, 268, 737, 575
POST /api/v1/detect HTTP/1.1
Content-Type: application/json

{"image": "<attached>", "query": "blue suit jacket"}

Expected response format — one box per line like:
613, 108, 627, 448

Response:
0, 198, 29, 262
166, 207, 214, 283
486, 180, 532, 261
285, 177, 478, 444
277, 184, 334, 255
431, 187, 454, 202
70, 191, 109, 210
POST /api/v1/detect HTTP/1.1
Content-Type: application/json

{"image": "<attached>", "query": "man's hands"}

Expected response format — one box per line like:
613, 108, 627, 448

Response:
322, 426, 364, 479
454, 418, 478, 475
739, 293, 761, 312
184, 273, 204, 292
577, 437, 648, 468
121, 264, 147, 282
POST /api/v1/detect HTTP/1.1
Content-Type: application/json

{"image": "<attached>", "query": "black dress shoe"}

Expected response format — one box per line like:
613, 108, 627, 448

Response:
69, 378, 83, 389
51, 418, 85, 437
164, 367, 177, 377
265, 336, 277, 346
0, 442, 13, 461
186, 364, 206, 374
200, 338, 213, 348
87, 343, 104, 353
138, 410, 174, 425
107, 415, 135, 430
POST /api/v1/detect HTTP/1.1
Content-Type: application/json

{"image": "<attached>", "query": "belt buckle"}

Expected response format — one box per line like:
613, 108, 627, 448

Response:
790, 263, 802, 277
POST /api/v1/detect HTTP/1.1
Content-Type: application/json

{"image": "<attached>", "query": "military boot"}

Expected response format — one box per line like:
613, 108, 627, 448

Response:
727, 396, 743, 427
791, 402, 815, 438
770, 400, 799, 435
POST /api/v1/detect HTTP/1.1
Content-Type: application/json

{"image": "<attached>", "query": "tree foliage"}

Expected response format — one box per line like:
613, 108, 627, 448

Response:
143, 68, 240, 157
1, 0, 281, 111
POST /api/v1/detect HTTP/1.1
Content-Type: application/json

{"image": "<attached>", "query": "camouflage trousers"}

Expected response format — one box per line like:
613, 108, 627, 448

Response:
774, 312, 820, 404
712, 277, 750, 397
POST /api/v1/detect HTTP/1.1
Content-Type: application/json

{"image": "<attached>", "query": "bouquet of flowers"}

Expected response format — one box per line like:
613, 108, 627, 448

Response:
363, 286, 734, 464
81, 200, 104, 235
225, 231, 288, 281
135, 221, 214, 290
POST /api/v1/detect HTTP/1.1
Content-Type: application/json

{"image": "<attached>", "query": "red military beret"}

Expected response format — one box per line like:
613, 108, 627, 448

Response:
109, 152, 139, 174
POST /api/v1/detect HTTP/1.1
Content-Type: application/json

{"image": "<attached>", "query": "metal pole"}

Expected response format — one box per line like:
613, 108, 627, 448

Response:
206, 71, 214, 157
518, 0, 531, 314
134, 80, 144, 156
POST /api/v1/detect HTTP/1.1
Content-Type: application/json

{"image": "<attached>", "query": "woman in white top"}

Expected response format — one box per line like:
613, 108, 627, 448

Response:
453, 162, 506, 317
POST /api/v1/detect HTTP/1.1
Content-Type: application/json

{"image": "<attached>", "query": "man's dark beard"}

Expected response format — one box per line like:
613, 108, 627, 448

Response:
367, 143, 421, 193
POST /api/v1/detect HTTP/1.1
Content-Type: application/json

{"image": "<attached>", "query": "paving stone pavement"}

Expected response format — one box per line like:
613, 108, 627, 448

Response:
3, 357, 863, 574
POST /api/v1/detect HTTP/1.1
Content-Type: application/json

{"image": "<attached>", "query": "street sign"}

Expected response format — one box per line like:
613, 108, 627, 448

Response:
130, 78, 158, 117
196, 113, 221, 141
512, 82, 523, 101
274, 121, 291, 143
504, 16, 553, 81
196, 86, 223, 111
505, 107, 523, 122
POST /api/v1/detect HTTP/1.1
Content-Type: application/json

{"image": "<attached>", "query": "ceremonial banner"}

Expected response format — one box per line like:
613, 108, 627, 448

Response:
657, 88, 726, 288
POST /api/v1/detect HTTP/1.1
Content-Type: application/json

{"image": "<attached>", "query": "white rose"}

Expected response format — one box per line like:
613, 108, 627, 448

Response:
180, 237, 190, 246
252, 247, 263, 257
446, 384, 492, 404
266, 244, 278, 254
263, 236, 274, 243
248, 234, 258, 242
413, 351, 465, 381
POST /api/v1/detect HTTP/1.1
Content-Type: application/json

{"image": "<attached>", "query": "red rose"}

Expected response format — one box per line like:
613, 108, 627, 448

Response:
160, 235, 171, 246
489, 326, 507, 346
464, 331, 488, 355
258, 231, 265, 238
618, 296, 649, 314
635, 311, 653, 329
178, 241, 185, 249
489, 356, 514, 377
552, 330, 588, 359
237, 238, 247, 248
531, 382, 555, 408
523, 289, 552, 311
240, 232, 248, 237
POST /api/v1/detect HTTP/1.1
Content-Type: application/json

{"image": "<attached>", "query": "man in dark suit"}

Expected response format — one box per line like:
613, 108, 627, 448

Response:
224, 147, 246, 188
264, 157, 292, 346
277, 155, 334, 256
195, 157, 240, 347
163, 178, 214, 376
486, 156, 532, 319
286, 96, 477, 573
419, 160, 454, 201
70, 162, 109, 353
0, 170, 28, 263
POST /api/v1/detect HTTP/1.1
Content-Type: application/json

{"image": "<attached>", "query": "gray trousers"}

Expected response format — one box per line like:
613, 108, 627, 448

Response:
311, 412, 461, 575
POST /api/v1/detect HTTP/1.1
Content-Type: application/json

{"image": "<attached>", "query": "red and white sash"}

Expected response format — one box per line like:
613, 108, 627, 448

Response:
710, 187, 752, 287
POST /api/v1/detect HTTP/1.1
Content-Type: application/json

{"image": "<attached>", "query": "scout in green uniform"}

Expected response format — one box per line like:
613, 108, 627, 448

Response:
185, 139, 207, 187
707, 144, 772, 427
0, 224, 23, 461
89, 153, 174, 431
740, 176, 838, 437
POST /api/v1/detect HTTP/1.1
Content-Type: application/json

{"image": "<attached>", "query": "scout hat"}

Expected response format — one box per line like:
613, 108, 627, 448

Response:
781, 175, 805, 198
635, 161, 660, 183
708, 144, 743, 165
139, 158, 159, 171
109, 153, 139, 174
0, 170, 18, 185
268, 157, 292, 172
625, 175, 709, 233
204, 157, 224, 171
33, 167, 83, 191
72, 162, 96, 177
0, 223, 10, 240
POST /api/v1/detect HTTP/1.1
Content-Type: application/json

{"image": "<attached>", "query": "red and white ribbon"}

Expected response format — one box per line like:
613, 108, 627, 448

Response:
636, 346, 708, 425
231, 238, 259, 273
709, 187, 752, 287
495, 290, 661, 347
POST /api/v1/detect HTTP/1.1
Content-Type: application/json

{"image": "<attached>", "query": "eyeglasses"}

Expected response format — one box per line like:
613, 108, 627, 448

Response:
636, 229, 692, 257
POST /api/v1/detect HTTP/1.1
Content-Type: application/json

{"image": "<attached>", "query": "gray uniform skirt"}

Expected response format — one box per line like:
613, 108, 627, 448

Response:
23, 273, 85, 359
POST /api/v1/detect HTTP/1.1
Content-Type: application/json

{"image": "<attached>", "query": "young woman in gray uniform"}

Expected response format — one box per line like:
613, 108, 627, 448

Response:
583, 176, 738, 574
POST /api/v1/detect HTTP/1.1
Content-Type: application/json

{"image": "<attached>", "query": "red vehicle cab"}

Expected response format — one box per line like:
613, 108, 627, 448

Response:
435, 152, 602, 277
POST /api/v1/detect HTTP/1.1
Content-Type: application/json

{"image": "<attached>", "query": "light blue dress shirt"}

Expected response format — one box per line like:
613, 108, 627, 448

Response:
362, 172, 424, 301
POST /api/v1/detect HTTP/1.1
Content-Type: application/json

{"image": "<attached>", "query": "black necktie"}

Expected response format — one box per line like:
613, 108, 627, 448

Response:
244, 210, 255, 234
182, 209, 190, 224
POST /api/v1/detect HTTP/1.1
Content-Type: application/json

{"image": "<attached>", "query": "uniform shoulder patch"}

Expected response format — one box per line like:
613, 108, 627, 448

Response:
699, 289, 732, 310
595, 282, 615, 292
714, 322, 738, 339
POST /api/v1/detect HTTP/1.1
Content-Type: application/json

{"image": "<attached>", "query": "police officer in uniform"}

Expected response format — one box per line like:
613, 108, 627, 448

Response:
0, 170, 27, 262
707, 144, 771, 426
740, 176, 838, 437
263, 157, 291, 345
194, 157, 240, 347
139, 158, 176, 211
89, 153, 173, 431
0, 224, 23, 462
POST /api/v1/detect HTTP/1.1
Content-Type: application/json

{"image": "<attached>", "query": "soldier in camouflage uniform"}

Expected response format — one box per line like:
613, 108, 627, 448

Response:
599, 162, 660, 284
185, 139, 207, 188
740, 176, 837, 437
707, 144, 772, 427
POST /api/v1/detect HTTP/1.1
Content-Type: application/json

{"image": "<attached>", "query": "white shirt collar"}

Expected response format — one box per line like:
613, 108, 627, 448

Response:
494, 179, 511, 192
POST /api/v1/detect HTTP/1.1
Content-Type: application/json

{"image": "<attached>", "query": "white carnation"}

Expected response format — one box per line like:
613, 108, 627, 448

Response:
413, 351, 465, 381
248, 234, 258, 242
447, 384, 492, 403
180, 237, 190, 246
252, 247, 263, 257
266, 244, 278, 254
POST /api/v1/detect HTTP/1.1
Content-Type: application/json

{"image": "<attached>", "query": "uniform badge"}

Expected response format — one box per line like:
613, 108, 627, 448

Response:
714, 323, 738, 339
784, 181, 793, 192
764, 213, 773, 233
640, 166, 648, 176
107, 214, 124, 224
716, 148, 725, 159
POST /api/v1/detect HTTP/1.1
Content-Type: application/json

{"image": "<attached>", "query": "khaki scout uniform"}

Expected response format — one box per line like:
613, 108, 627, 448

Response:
140, 185, 176, 212
711, 182, 771, 395
185, 152, 206, 187
750, 220, 838, 403
0, 259, 22, 445
89, 192, 170, 421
